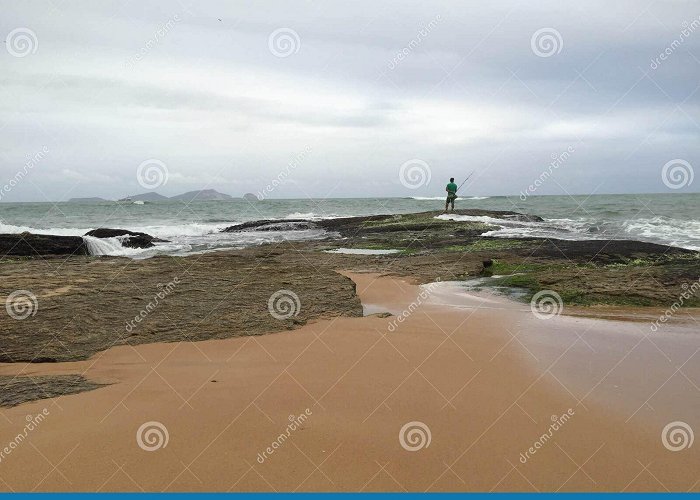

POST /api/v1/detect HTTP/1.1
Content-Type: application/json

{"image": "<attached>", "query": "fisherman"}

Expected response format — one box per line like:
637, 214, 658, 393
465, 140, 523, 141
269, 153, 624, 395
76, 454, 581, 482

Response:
445, 177, 458, 212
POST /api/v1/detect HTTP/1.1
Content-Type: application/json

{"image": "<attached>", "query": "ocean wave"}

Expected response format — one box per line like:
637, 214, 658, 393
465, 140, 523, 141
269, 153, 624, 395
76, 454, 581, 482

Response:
81, 226, 329, 258
130, 223, 225, 238
0, 223, 92, 236
436, 214, 700, 250
621, 217, 700, 250
284, 212, 340, 220
83, 236, 147, 257
0, 222, 225, 239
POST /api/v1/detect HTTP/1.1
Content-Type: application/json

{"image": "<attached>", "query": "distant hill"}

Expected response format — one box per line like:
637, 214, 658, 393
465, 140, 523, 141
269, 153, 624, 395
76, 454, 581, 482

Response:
119, 192, 169, 202
169, 189, 233, 202
68, 197, 107, 203
113, 190, 233, 202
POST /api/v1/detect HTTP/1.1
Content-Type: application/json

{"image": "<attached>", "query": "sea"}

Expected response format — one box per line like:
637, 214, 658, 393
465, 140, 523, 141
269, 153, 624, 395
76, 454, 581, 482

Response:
0, 193, 698, 258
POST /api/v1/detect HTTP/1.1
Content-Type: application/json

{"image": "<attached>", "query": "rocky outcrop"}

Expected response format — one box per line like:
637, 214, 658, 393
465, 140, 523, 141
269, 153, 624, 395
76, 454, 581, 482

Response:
520, 238, 695, 263
316, 210, 543, 235
84, 228, 167, 249
221, 219, 319, 232
0, 233, 88, 256
222, 210, 542, 235
0, 375, 106, 407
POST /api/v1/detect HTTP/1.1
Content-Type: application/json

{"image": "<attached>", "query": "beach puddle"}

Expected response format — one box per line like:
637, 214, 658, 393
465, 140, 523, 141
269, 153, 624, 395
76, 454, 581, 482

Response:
325, 248, 401, 255
362, 302, 401, 316
420, 278, 530, 310
455, 275, 530, 300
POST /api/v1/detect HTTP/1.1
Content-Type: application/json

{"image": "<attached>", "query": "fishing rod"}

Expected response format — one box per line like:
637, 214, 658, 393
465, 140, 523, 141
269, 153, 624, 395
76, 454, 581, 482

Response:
456, 171, 475, 193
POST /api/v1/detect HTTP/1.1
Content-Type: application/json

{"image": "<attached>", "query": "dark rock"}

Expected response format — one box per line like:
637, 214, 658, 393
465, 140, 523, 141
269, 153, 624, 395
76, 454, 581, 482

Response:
370, 312, 393, 318
256, 221, 318, 231
0, 374, 106, 408
483, 259, 494, 268
515, 238, 694, 263
452, 209, 543, 222
30, 357, 58, 363
0, 233, 88, 257
84, 228, 167, 249
316, 210, 543, 237
221, 219, 318, 232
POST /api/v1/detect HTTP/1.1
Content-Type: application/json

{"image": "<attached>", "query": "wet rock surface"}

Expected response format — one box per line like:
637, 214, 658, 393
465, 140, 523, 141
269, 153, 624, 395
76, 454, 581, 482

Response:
84, 228, 167, 249
222, 219, 319, 232
0, 249, 363, 363
0, 233, 87, 257
0, 375, 106, 408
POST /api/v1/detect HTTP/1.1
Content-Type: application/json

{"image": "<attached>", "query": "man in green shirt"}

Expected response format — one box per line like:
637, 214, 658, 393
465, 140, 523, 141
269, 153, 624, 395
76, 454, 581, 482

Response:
445, 177, 458, 212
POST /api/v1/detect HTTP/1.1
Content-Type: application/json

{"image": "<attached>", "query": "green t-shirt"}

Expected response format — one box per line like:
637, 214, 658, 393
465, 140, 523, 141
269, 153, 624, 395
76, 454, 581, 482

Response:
446, 182, 458, 195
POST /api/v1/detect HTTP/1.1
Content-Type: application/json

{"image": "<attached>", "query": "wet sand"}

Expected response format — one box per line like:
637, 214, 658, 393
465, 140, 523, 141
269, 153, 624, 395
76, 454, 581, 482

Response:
0, 272, 697, 492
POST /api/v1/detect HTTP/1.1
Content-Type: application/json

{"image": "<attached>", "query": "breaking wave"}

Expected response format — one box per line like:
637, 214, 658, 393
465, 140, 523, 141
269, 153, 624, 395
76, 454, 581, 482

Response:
436, 214, 700, 250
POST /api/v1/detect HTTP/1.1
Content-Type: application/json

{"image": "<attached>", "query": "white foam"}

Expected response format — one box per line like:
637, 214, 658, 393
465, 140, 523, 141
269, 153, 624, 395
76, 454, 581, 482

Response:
127, 223, 225, 238
436, 214, 700, 250
285, 212, 339, 220
83, 236, 144, 257
0, 222, 91, 236
621, 217, 700, 250
0, 222, 230, 241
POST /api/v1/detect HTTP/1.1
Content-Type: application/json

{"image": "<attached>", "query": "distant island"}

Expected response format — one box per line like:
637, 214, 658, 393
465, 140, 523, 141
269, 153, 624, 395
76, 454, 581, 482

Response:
169, 189, 233, 202
119, 192, 169, 202
119, 189, 233, 202
69, 189, 234, 203
68, 197, 109, 203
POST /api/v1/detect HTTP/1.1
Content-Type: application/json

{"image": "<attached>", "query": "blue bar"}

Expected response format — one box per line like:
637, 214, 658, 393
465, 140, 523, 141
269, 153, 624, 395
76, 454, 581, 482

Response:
0, 495, 697, 499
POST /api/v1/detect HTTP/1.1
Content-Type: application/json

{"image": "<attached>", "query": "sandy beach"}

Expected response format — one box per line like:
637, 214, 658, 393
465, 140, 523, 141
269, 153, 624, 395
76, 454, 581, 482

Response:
1, 270, 697, 492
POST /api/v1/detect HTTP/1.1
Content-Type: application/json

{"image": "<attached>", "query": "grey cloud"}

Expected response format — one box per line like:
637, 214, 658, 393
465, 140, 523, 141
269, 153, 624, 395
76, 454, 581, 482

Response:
0, 0, 698, 201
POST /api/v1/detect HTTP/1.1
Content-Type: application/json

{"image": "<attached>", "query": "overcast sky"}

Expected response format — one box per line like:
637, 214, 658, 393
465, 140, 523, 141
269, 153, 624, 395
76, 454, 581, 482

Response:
1, 0, 699, 201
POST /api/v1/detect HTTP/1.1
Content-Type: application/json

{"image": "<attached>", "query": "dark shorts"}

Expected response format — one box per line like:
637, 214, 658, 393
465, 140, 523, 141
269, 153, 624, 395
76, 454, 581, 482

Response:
446, 194, 457, 202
